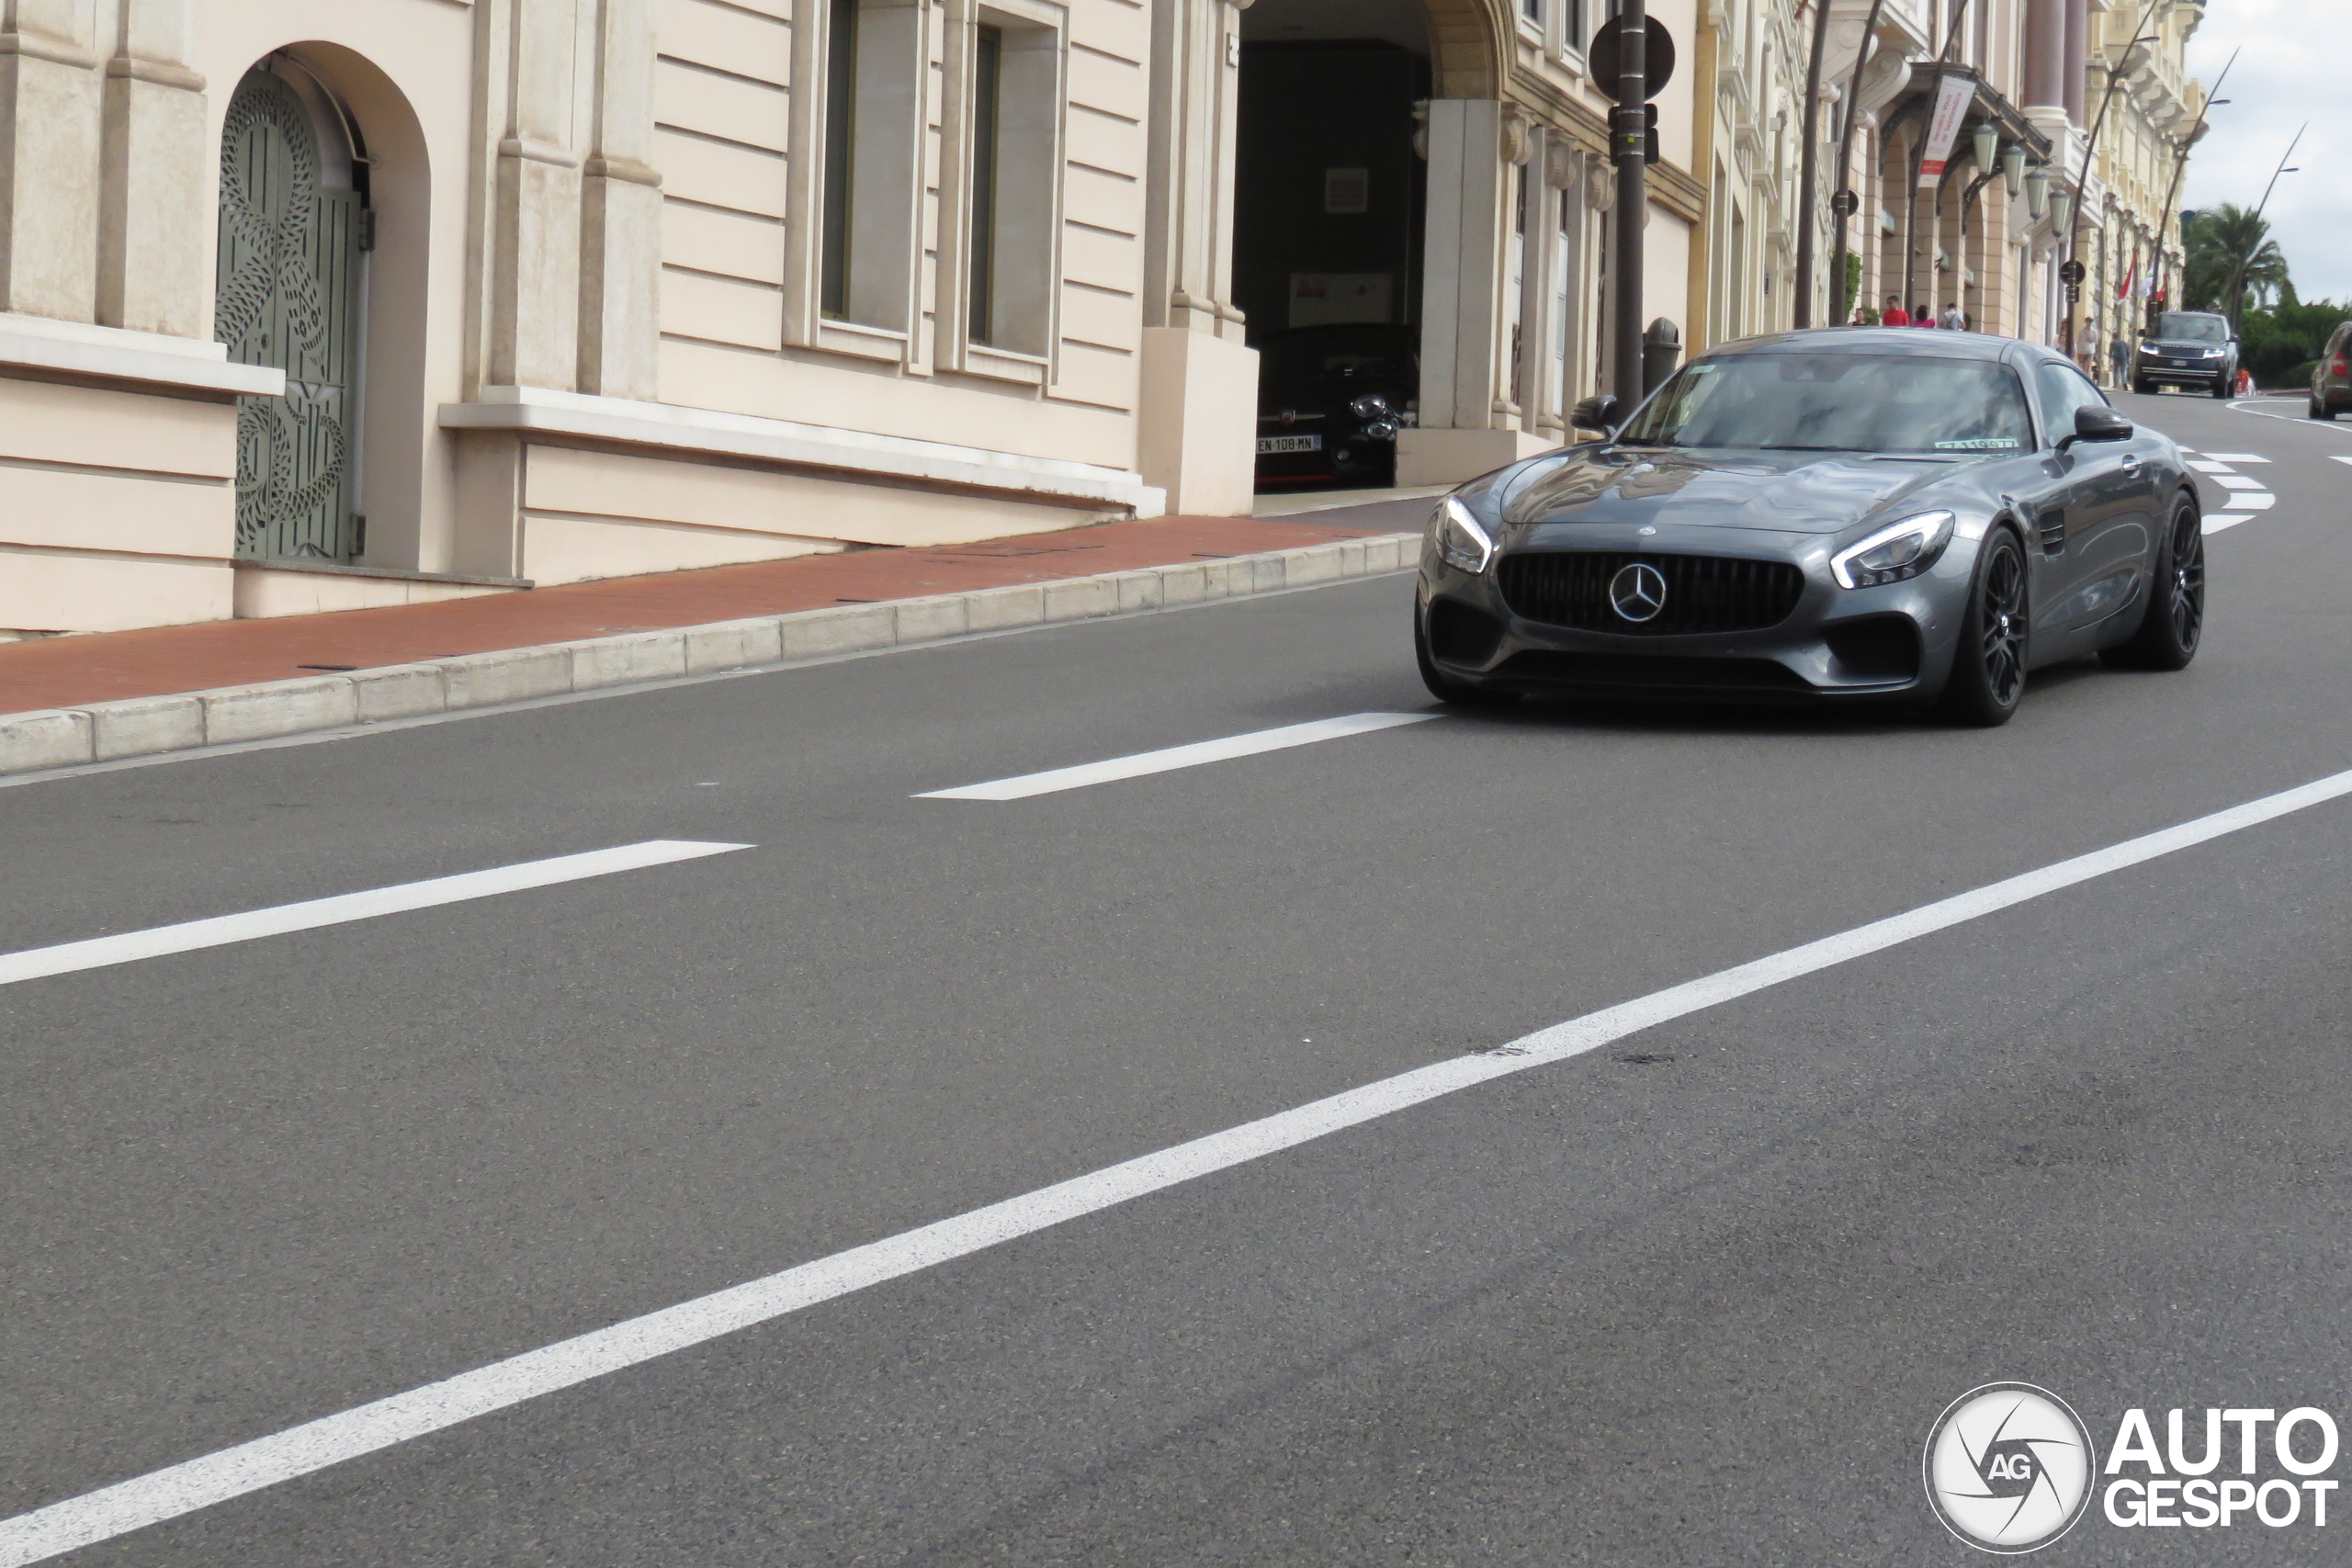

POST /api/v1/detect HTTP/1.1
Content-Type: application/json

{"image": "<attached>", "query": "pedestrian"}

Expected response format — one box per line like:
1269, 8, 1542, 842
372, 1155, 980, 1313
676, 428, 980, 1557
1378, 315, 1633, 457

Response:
1940, 302, 1967, 332
1914, 304, 1936, 329
2109, 331, 2132, 387
1881, 296, 1910, 327
2079, 322, 2101, 380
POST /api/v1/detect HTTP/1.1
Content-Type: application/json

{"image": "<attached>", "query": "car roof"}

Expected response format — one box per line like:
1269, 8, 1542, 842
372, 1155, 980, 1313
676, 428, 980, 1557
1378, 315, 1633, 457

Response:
1701, 328, 2044, 365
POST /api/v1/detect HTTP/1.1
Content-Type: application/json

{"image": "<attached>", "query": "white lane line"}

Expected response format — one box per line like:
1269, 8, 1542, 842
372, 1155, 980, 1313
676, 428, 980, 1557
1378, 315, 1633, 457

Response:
0, 841, 752, 987
916, 713, 1439, 801
2233, 492, 2278, 511
2211, 473, 2266, 491
2186, 459, 2235, 474
7, 767, 2352, 1566
2332, 456, 2352, 468
2199, 453, 2269, 463
2203, 513, 2255, 536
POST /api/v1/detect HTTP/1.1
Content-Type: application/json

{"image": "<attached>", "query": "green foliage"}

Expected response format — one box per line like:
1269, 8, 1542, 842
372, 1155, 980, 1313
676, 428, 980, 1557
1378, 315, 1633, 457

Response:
1840, 254, 1864, 322
2237, 299, 2349, 385
2182, 203, 2290, 322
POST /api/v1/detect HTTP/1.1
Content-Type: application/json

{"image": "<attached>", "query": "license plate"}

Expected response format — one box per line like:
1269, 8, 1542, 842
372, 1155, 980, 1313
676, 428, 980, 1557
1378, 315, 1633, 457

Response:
1257, 434, 1321, 454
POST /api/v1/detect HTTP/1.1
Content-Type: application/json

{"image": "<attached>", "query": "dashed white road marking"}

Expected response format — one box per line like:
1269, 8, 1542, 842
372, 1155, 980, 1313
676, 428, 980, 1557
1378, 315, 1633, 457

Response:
8, 767, 2352, 1565
2234, 492, 2277, 511
0, 841, 752, 987
2186, 459, 2233, 474
2203, 514, 2255, 536
2199, 453, 2269, 463
2211, 473, 2266, 491
2332, 456, 2352, 468
917, 713, 1439, 800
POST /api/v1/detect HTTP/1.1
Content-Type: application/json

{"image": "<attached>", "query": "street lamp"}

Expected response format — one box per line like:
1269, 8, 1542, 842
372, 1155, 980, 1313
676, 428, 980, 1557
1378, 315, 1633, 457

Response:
2026, 165, 2050, 219
1973, 122, 1999, 177
2050, 189, 2072, 231
2002, 142, 2028, 197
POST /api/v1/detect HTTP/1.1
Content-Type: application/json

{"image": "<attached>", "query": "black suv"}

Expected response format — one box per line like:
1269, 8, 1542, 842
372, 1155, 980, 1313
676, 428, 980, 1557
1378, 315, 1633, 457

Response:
2132, 310, 2239, 399
1252, 323, 1418, 489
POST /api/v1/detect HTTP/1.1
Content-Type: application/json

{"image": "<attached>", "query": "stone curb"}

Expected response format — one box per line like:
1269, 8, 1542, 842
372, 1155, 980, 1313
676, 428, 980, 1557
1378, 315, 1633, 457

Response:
1, 530, 1425, 778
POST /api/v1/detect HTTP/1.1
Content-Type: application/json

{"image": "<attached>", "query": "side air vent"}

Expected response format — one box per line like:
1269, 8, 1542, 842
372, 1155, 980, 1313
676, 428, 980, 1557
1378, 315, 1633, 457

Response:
2037, 508, 2066, 558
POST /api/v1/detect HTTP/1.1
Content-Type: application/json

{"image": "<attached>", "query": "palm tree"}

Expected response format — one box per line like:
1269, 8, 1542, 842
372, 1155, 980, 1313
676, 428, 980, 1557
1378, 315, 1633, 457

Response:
2184, 203, 2290, 324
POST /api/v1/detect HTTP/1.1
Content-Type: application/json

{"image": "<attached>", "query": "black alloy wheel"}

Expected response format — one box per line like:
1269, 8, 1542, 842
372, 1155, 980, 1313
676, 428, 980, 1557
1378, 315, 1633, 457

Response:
1939, 530, 2029, 728
2211, 374, 2232, 400
2105, 495, 2205, 671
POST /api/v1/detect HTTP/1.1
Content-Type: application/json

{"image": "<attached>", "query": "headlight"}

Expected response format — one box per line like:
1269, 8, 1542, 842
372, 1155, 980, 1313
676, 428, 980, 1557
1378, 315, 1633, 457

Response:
1350, 394, 1390, 419
1431, 495, 1495, 574
2202, 345, 2226, 358
2140, 343, 2158, 355
1831, 510, 1956, 589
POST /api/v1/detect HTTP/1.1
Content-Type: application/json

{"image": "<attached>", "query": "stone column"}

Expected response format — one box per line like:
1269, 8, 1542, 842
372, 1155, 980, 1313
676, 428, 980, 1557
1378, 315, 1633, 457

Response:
486, 0, 584, 391
2063, 0, 2087, 126
98, 0, 209, 339
2022, 0, 2067, 114
0, 0, 104, 321
578, 0, 662, 400
1136, 0, 1257, 516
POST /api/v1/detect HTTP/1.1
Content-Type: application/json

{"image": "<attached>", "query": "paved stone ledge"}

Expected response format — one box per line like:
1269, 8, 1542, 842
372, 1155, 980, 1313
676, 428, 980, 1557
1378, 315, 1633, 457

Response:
1, 531, 1421, 778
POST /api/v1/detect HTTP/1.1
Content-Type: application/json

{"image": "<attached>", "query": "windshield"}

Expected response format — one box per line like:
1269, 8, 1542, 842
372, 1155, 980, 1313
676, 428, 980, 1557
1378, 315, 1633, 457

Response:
1615, 353, 2035, 454
2156, 313, 2230, 344
1261, 328, 1414, 382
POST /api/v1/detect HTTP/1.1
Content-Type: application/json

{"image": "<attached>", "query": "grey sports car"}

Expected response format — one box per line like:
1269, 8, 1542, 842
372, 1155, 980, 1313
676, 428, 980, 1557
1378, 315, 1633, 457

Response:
1414, 329, 2206, 726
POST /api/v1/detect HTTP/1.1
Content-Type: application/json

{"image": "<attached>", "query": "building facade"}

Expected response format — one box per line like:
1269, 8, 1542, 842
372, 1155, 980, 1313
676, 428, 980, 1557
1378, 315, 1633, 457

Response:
0, 0, 2199, 641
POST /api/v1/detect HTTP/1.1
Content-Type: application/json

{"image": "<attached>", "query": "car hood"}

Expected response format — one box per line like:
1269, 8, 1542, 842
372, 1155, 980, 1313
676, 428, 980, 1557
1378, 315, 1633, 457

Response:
1503, 447, 1969, 536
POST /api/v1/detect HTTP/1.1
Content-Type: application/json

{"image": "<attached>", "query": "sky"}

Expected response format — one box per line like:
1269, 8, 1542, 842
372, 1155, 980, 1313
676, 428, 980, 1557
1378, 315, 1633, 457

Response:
2179, 0, 2349, 302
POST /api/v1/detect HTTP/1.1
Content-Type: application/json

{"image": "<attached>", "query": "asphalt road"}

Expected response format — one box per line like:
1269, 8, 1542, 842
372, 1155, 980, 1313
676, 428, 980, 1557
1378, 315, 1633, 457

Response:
5, 389, 2351, 1564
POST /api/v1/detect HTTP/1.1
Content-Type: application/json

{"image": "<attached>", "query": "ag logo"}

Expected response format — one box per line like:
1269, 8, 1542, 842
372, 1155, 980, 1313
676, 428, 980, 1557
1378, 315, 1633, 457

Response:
1924, 1383, 2097, 1553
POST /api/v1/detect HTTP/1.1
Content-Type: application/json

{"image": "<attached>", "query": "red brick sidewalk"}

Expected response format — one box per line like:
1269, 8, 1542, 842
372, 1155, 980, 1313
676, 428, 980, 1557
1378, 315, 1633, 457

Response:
1, 507, 1421, 715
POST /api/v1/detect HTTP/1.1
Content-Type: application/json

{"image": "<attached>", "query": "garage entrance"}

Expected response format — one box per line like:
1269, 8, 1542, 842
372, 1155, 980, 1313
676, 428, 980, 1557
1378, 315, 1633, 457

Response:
1234, 0, 1432, 491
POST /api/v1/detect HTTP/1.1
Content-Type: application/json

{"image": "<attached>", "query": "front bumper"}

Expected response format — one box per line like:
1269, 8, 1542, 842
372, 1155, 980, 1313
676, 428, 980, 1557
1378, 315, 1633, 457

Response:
1418, 523, 1974, 705
2135, 355, 2227, 388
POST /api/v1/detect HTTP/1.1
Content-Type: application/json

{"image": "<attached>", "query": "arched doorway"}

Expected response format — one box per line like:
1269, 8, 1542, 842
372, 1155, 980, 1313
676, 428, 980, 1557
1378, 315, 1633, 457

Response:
215, 59, 371, 561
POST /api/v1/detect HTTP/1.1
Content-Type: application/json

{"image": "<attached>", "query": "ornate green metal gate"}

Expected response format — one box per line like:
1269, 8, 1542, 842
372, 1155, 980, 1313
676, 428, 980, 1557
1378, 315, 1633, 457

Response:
215, 69, 365, 561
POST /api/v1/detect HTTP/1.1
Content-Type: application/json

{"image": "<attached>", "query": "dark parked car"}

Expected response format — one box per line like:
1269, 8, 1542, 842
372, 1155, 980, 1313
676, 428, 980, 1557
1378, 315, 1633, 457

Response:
2308, 320, 2352, 420
1253, 323, 1417, 488
1415, 330, 2204, 727
2132, 310, 2238, 398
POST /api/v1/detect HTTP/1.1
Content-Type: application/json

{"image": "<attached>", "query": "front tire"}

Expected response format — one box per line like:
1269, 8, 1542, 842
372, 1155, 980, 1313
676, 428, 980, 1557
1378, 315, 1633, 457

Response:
1939, 530, 2030, 728
1415, 608, 1517, 709
2103, 495, 2205, 671
2133, 378, 2154, 395
2312, 397, 2339, 422
2211, 376, 2233, 400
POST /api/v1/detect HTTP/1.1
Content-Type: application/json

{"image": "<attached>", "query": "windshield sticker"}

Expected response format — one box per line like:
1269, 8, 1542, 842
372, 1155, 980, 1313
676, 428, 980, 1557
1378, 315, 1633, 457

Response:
1686, 363, 1719, 374
1934, 437, 2020, 450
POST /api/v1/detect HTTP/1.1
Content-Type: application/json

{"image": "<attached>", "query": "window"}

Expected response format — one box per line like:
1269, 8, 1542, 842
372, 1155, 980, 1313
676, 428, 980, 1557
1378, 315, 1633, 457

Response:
819, 0, 922, 333
967, 25, 1001, 344
1618, 354, 2035, 454
959, 5, 1059, 360
2034, 360, 2108, 446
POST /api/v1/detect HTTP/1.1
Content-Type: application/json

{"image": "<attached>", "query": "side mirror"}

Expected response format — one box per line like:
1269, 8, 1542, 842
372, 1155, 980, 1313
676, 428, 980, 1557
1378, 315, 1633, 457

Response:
2061, 404, 2133, 449
1570, 393, 1622, 433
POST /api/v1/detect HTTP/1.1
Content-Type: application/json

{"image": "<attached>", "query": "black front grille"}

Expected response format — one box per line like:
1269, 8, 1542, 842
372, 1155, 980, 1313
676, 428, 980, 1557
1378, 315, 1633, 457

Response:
1497, 552, 1805, 636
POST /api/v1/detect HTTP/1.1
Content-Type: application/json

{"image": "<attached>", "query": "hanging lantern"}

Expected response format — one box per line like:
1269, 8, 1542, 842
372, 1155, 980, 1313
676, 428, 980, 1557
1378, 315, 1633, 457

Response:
2003, 143, 2029, 197
1973, 123, 2000, 176
2025, 165, 2050, 219
2051, 189, 2073, 231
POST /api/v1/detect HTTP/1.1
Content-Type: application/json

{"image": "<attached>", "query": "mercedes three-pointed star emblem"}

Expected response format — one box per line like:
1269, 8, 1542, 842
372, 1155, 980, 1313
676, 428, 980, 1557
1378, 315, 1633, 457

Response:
1609, 561, 1668, 623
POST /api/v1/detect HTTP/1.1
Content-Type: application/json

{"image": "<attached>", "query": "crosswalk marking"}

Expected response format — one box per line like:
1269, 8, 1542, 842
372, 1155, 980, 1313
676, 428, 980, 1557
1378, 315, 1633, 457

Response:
2199, 453, 2269, 463
2203, 514, 2254, 535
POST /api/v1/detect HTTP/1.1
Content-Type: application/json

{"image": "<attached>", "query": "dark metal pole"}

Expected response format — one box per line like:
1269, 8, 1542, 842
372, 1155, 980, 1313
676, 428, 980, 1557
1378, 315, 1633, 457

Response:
2226, 123, 2303, 331
1793, 0, 1835, 326
1611, 0, 1648, 404
1826, 0, 1890, 323
2150, 48, 2233, 324
2064, 0, 2165, 355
